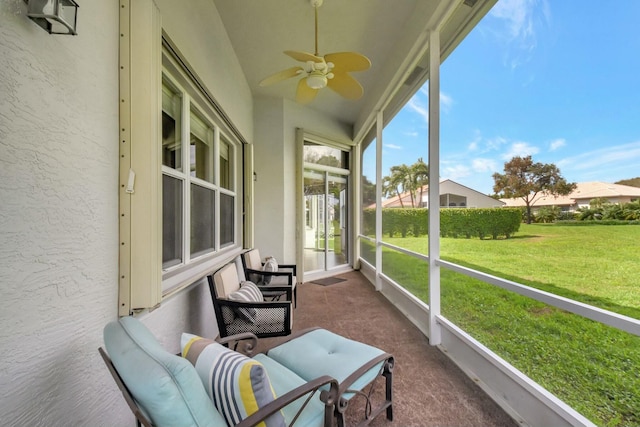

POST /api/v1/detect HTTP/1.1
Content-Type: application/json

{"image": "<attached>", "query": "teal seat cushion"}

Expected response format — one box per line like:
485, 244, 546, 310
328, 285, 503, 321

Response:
253, 354, 326, 427
103, 317, 226, 427
266, 329, 386, 399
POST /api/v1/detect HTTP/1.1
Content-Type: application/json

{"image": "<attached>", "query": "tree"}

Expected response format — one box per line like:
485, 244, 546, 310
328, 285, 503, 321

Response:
381, 159, 430, 208
492, 156, 576, 224
411, 158, 429, 207
615, 177, 640, 188
361, 176, 376, 207
383, 164, 411, 207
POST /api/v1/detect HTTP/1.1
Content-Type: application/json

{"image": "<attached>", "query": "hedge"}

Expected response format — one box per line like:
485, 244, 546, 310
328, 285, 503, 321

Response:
362, 207, 521, 239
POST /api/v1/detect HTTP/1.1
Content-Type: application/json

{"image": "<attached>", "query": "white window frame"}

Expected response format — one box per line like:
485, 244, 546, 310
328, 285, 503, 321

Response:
159, 49, 242, 294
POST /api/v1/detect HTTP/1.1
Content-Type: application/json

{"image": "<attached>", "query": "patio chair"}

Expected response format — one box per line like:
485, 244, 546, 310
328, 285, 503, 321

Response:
101, 316, 340, 427
241, 248, 298, 307
208, 262, 293, 339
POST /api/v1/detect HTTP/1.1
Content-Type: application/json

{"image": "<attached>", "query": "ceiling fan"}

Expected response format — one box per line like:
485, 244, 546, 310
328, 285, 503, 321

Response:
259, 0, 371, 104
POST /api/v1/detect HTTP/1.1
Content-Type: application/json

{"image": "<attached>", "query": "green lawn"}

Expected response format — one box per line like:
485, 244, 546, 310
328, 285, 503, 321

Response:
361, 224, 640, 427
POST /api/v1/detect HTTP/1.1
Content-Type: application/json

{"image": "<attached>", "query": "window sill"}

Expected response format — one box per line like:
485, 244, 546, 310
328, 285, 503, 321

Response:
161, 246, 244, 298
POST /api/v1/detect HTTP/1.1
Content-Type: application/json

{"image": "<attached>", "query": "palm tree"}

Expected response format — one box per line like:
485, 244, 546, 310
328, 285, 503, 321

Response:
383, 165, 408, 207
411, 158, 429, 207
382, 160, 430, 208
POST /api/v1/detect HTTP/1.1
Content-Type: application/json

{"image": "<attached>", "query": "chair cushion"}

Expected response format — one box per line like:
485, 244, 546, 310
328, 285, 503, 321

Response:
103, 317, 225, 427
233, 255, 247, 282
244, 248, 262, 270
227, 281, 262, 323
253, 354, 326, 427
267, 329, 386, 399
181, 334, 286, 427
213, 263, 241, 298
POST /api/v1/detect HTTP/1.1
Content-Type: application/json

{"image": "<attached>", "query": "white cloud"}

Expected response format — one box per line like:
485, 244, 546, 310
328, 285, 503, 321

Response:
472, 158, 498, 173
485, 136, 509, 152
488, 0, 550, 70
558, 141, 640, 173
407, 90, 454, 121
440, 92, 454, 113
491, 0, 536, 42
442, 164, 472, 180
407, 96, 429, 124
501, 141, 540, 160
404, 131, 419, 137
549, 138, 566, 151
384, 144, 403, 150
468, 141, 478, 151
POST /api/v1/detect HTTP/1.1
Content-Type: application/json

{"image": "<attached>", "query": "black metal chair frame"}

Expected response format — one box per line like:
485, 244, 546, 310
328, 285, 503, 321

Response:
241, 249, 298, 307
208, 265, 294, 339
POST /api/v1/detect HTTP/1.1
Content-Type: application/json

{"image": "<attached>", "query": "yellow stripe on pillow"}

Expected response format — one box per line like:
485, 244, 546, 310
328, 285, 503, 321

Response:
239, 361, 265, 427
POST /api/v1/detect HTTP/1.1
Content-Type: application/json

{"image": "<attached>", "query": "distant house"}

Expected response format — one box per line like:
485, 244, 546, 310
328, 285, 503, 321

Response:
500, 181, 640, 212
370, 179, 505, 209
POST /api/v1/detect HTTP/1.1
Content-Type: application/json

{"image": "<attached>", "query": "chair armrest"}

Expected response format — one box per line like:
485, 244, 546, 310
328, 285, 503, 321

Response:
246, 268, 293, 278
236, 375, 340, 427
256, 285, 293, 301
262, 327, 323, 351
277, 264, 297, 276
245, 268, 293, 287
216, 299, 292, 310
216, 332, 258, 356
336, 352, 395, 396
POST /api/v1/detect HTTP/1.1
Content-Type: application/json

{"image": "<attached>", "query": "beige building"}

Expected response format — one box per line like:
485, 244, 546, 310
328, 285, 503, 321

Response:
373, 179, 505, 209
500, 181, 640, 212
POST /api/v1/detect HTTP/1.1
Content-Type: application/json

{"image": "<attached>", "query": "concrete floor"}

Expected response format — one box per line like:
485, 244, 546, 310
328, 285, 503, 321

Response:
258, 270, 519, 427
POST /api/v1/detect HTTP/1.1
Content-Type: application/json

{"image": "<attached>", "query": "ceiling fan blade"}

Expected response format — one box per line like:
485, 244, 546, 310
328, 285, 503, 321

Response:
284, 50, 324, 63
296, 77, 319, 104
324, 52, 371, 72
327, 72, 364, 100
259, 66, 304, 87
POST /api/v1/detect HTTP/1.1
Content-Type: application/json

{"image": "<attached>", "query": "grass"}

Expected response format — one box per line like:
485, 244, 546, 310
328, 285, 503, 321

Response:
360, 224, 640, 427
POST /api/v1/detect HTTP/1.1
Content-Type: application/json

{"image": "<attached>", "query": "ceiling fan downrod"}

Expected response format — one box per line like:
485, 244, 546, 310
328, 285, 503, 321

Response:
310, 0, 323, 56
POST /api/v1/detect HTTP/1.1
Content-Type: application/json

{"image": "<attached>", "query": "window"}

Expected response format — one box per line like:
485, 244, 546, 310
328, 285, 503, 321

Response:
161, 69, 239, 285
119, 0, 244, 313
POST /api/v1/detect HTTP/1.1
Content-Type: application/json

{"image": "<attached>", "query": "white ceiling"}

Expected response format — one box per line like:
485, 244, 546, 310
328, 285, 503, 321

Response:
213, 0, 495, 136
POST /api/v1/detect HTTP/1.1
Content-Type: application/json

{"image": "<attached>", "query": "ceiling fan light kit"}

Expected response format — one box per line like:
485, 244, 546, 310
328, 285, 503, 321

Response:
259, 0, 371, 104
306, 73, 327, 89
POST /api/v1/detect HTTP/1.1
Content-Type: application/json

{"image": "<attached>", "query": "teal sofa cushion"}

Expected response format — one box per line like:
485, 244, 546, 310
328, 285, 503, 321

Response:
103, 317, 226, 427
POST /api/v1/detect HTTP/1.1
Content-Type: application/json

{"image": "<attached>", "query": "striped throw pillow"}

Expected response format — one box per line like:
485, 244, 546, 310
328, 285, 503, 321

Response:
227, 281, 263, 323
181, 334, 285, 427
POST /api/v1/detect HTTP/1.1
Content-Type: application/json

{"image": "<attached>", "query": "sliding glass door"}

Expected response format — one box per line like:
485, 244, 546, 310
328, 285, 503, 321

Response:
302, 142, 350, 275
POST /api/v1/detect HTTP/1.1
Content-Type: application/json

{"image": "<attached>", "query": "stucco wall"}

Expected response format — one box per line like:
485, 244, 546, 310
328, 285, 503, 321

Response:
0, 1, 124, 425
155, 0, 253, 143
252, 96, 352, 264
0, 0, 250, 425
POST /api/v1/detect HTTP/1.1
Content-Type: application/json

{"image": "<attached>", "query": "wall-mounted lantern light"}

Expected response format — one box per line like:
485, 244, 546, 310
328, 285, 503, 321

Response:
25, 0, 79, 35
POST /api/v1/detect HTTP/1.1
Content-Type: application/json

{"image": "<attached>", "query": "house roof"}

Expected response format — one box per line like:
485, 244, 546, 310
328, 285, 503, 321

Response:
213, 0, 497, 140
500, 181, 640, 208
367, 179, 500, 208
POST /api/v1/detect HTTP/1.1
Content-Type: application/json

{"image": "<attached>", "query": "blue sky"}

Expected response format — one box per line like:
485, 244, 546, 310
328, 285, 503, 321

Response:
364, 0, 640, 195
